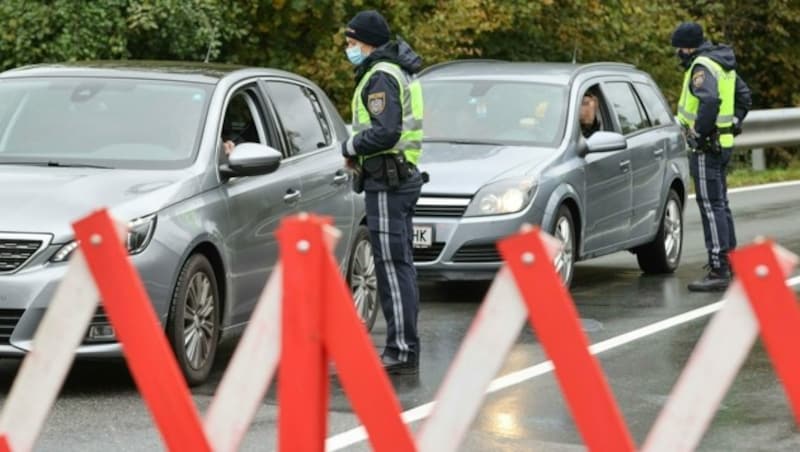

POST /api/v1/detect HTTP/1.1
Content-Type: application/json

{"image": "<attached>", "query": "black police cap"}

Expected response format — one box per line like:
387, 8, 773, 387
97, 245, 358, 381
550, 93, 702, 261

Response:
671, 22, 704, 48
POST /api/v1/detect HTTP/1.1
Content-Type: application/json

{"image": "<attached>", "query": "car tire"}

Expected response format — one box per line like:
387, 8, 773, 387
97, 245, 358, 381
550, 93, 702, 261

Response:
347, 225, 379, 331
636, 189, 683, 274
550, 205, 576, 287
167, 254, 220, 386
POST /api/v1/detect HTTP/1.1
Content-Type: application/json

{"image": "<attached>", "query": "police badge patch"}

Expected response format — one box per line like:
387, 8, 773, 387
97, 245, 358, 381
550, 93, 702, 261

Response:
368, 92, 386, 115
692, 70, 705, 88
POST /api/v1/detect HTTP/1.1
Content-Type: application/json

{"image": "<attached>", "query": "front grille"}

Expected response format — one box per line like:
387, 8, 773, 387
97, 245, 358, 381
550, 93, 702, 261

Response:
0, 309, 24, 345
453, 243, 502, 263
0, 239, 43, 273
414, 197, 471, 218
90, 307, 109, 325
414, 205, 468, 218
413, 243, 445, 262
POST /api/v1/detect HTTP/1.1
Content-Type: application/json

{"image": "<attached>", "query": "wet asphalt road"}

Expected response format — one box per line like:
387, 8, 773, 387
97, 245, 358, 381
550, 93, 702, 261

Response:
0, 182, 798, 451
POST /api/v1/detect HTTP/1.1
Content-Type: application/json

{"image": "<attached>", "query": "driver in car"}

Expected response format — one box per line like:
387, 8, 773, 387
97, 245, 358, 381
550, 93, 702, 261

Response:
580, 90, 602, 138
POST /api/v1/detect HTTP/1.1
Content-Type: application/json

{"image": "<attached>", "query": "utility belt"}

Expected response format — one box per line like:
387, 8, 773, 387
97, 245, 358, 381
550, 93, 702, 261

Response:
684, 127, 722, 154
360, 152, 416, 189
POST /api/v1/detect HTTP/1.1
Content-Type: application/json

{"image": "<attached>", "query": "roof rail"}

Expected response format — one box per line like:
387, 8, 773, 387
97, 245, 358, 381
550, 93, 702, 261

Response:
419, 59, 506, 76
565, 61, 640, 88
576, 61, 637, 72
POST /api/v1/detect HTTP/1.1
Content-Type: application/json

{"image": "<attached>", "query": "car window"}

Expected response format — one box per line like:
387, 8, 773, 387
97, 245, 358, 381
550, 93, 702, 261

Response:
422, 80, 567, 147
222, 91, 264, 146
604, 82, 649, 135
264, 82, 331, 156
634, 82, 674, 127
0, 78, 212, 170
577, 84, 613, 138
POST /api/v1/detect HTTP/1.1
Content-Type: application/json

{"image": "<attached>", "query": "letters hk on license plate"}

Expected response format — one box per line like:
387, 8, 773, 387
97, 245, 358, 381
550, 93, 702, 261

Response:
413, 225, 434, 248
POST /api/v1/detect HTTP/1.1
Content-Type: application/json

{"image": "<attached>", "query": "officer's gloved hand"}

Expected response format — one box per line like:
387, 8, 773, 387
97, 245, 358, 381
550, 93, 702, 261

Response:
733, 117, 743, 137
686, 133, 698, 150
684, 128, 699, 149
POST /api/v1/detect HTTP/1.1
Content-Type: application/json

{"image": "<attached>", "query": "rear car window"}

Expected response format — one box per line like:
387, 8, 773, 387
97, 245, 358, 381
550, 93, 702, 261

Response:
634, 82, 674, 127
604, 82, 649, 135
264, 82, 332, 156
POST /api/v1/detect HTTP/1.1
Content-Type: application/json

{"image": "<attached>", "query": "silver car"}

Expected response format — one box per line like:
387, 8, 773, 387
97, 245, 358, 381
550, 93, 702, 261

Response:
412, 61, 690, 286
0, 62, 378, 385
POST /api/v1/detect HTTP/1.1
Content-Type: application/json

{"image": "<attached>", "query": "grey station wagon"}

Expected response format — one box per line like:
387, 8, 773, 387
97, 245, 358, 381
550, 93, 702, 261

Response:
0, 62, 378, 385
412, 61, 690, 286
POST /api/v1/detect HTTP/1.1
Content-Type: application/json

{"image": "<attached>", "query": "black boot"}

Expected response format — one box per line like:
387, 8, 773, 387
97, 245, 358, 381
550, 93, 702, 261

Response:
688, 266, 731, 292
381, 355, 419, 375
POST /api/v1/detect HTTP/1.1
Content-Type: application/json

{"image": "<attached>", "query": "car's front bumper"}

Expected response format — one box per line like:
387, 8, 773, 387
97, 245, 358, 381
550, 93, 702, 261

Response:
413, 204, 545, 281
0, 241, 175, 358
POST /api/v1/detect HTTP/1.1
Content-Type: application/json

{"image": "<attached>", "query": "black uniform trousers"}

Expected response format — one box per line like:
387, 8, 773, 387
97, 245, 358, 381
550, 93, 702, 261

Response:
689, 147, 736, 272
364, 170, 423, 363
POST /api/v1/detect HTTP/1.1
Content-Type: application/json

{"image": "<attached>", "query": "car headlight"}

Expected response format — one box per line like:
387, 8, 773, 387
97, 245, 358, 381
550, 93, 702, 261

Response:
50, 214, 157, 262
464, 179, 537, 217
126, 214, 158, 255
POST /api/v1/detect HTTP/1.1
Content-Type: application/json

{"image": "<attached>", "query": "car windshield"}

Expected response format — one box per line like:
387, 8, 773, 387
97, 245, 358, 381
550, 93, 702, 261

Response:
422, 79, 567, 147
0, 77, 212, 170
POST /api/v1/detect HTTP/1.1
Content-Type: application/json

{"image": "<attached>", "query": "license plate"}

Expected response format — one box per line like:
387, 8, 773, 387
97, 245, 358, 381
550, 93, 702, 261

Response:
413, 225, 434, 248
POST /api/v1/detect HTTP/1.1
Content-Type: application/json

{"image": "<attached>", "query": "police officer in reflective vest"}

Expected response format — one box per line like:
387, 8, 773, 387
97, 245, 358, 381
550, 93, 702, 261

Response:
671, 22, 751, 292
341, 10, 424, 374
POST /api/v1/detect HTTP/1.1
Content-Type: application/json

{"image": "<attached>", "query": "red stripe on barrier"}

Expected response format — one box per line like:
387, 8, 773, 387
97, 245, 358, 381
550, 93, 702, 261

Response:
730, 242, 800, 424
498, 227, 635, 452
277, 215, 330, 451
276, 214, 415, 451
0, 435, 10, 452
322, 238, 417, 451
73, 210, 211, 452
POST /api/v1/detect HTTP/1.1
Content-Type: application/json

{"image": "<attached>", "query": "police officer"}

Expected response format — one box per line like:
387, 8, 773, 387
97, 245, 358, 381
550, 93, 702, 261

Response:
340, 10, 424, 374
671, 22, 752, 292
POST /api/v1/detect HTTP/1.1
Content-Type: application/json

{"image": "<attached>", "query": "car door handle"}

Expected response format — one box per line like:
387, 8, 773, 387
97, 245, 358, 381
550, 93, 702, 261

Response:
619, 160, 631, 171
283, 189, 302, 204
333, 171, 349, 185
653, 148, 665, 158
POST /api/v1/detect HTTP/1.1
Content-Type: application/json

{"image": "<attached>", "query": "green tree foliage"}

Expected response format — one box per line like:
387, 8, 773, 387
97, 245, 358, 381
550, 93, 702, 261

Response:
1, 1, 798, 118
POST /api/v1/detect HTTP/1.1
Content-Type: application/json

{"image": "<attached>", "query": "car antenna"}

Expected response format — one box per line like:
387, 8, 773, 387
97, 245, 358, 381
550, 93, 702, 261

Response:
572, 41, 579, 64
204, 40, 213, 63
203, 21, 218, 63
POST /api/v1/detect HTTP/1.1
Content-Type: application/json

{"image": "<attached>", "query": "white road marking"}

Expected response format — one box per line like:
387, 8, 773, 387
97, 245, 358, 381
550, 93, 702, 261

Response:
688, 179, 800, 200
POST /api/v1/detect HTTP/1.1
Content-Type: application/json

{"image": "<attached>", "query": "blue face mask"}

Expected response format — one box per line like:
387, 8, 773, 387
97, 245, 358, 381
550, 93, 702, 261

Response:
346, 45, 365, 66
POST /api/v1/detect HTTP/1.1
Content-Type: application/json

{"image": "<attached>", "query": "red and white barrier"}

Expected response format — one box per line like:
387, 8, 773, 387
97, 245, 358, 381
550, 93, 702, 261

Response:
0, 251, 100, 452
0, 210, 415, 452
0, 212, 214, 452
644, 241, 799, 451
0, 207, 798, 452
418, 226, 635, 451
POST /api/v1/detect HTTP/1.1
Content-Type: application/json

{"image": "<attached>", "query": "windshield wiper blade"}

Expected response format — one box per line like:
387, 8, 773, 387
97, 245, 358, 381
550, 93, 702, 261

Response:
0, 161, 113, 169
423, 138, 507, 146
45, 161, 114, 169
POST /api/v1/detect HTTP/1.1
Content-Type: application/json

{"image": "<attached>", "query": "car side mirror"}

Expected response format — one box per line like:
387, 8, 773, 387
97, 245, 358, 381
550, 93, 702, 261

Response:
582, 131, 627, 156
220, 143, 282, 179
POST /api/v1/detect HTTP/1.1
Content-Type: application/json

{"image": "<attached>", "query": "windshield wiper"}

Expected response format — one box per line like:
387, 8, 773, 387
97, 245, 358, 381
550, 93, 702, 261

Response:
0, 161, 113, 169
423, 138, 507, 146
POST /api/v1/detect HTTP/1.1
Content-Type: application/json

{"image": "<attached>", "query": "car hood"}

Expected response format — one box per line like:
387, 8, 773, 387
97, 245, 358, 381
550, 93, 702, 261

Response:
0, 166, 200, 243
418, 143, 556, 195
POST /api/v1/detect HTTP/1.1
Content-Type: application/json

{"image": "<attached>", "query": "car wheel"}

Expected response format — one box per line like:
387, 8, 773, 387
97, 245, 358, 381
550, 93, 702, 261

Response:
167, 254, 220, 386
636, 189, 683, 274
550, 205, 576, 287
347, 226, 379, 331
